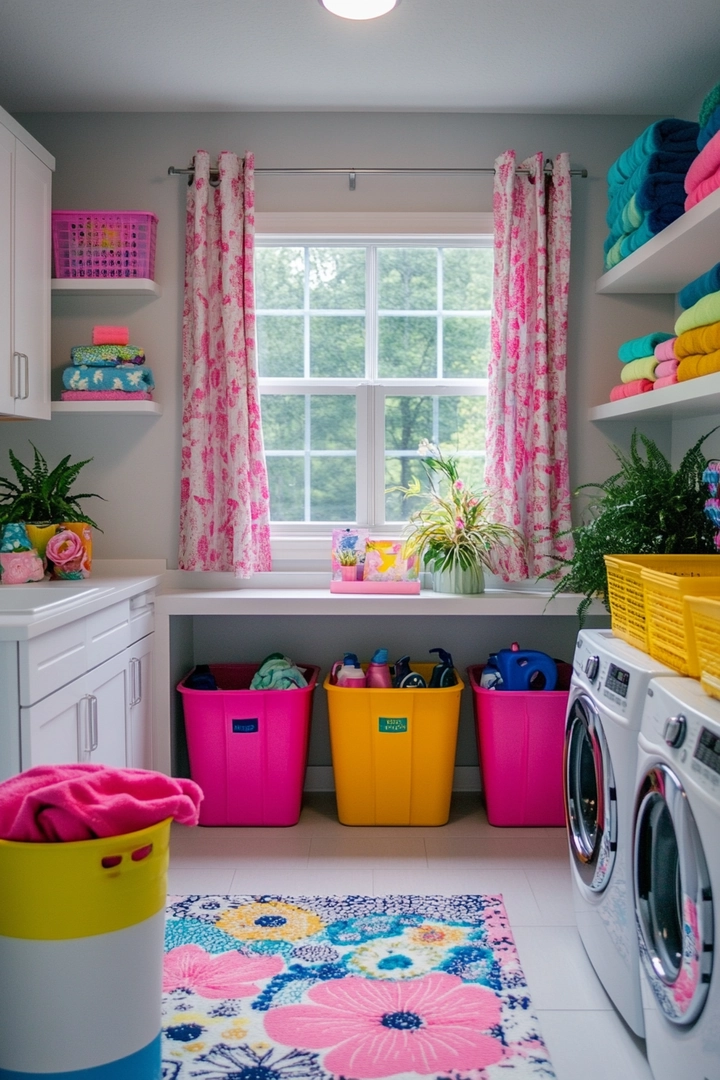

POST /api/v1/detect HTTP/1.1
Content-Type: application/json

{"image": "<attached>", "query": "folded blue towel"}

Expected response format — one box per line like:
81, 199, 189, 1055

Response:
607, 119, 699, 189
606, 154, 697, 227
62, 364, 155, 392
698, 104, 720, 152
618, 332, 674, 364
678, 263, 720, 310
604, 192, 685, 255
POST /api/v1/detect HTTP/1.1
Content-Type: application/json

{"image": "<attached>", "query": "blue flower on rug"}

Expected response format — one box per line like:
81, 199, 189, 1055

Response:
441, 944, 503, 989
187, 1042, 327, 1080
165, 1022, 205, 1042
290, 944, 340, 963
252, 962, 349, 1012
165, 917, 243, 955
325, 913, 420, 945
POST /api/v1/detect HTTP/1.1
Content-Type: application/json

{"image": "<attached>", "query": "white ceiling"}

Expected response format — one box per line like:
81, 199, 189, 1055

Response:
0, 0, 718, 115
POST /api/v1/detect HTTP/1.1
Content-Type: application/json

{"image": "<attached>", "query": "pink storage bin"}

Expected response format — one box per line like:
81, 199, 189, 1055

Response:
177, 663, 319, 827
52, 211, 157, 280
467, 663, 572, 827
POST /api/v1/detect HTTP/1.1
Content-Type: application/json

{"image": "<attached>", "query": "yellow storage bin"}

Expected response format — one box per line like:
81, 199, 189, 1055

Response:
604, 554, 720, 658
641, 562, 720, 675
325, 663, 463, 826
685, 595, 720, 698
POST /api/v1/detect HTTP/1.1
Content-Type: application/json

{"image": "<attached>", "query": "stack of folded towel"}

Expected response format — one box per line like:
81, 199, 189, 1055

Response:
685, 81, 720, 211
61, 326, 155, 402
609, 332, 674, 402
674, 270, 720, 382
604, 119, 699, 270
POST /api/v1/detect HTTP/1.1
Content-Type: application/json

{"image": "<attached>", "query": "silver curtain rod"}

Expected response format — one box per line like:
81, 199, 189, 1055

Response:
168, 162, 588, 191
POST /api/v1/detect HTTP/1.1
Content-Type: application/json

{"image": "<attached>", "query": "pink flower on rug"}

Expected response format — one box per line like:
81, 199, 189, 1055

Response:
263, 971, 503, 1078
163, 944, 283, 999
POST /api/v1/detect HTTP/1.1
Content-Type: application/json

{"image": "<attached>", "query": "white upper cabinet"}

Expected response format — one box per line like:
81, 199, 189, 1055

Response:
0, 107, 54, 420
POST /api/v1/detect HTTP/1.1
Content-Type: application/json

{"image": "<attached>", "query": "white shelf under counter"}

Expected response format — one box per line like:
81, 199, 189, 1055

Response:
52, 278, 161, 296
51, 400, 162, 415
596, 187, 720, 295
590, 371, 720, 423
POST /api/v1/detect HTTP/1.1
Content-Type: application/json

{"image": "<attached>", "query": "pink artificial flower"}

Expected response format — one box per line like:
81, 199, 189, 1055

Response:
455, 518, 465, 530
263, 971, 503, 1079
0, 551, 44, 584
45, 529, 84, 567
163, 944, 283, 999
454, 480, 464, 491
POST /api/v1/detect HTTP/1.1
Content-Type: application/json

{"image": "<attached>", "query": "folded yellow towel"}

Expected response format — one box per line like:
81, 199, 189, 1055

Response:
677, 349, 720, 381
675, 289, 720, 336
675, 320, 720, 358
620, 355, 657, 384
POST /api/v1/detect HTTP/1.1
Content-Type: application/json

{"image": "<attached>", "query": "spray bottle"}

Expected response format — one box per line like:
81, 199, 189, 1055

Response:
366, 648, 392, 688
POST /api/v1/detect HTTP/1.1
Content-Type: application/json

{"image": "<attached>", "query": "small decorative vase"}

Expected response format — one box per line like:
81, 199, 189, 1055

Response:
25, 522, 58, 562
340, 563, 358, 582
433, 562, 485, 595
46, 525, 92, 580
0, 523, 45, 584
60, 522, 92, 577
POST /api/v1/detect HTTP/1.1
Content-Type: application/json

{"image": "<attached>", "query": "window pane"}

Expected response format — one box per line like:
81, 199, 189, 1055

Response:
443, 248, 493, 310
261, 395, 304, 451
443, 315, 490, 378
266, 457, 304, 521
309, 248, 365, 309
311, 457, 356, 521
310, 316, 365, 378
257, 315, 304, 377
379, 316, 437, 378
255, 247, 304, 309
310, 395, 356, 451
378, 247, 436, 310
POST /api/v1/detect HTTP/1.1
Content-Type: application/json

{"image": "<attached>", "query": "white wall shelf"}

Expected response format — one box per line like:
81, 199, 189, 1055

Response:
590, 372, 720, 423
51, 400, 162, 415
596, 187, 720, 295
51, 278, 161, 297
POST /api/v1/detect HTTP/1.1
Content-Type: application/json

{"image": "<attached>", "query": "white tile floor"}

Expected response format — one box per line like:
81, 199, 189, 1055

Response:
169, 793, 653, 1080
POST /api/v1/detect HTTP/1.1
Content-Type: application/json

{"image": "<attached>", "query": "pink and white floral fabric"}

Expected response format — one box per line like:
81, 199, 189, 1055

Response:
179, 150, 271, 576
485, 151, 573, 581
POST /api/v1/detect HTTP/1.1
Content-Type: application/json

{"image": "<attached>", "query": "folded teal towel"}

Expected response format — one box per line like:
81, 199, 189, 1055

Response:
700, 82, 720, 131
62, 364, 155, 392
603, 192, 685, 256
607, 119, 699, 189
250, 653, 308, 690
618, 333, 674, 363
678, 263, 720, 310
699, 104, 720, 151
71, 345, 145, 367
606, 156, 695, 227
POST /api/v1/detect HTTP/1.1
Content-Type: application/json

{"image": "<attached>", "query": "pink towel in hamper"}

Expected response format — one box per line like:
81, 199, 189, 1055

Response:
61, 390, 153, 401
610, 379, 654, 402
0, 764, 202, 842
653, 374, 679, 390
654, 337, 678, 362
93, 326, 129, 346
655, 358, 680, 379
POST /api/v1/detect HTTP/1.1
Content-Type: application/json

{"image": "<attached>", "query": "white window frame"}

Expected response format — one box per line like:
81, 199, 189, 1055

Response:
255, 216, 493, 566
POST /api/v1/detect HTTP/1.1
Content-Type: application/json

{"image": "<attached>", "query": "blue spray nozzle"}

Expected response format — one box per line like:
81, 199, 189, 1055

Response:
343, 652, 361, 668
371, 648, 389, 664
429, 648, 453, 666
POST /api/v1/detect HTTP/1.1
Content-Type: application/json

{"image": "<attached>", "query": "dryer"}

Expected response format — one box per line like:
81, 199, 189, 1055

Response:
564, 629, 677, 1037
634, 677, 719, 1080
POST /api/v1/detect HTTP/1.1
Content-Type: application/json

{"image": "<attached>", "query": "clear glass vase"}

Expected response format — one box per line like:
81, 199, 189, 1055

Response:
433, 562, 485, 595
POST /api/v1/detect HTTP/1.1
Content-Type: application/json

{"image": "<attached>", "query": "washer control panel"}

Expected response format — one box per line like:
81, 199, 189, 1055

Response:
693, 726, 720, 786
605, 663, 630, 699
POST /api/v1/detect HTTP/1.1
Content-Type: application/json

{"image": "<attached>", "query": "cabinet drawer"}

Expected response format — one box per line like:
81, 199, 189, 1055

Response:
85, 599, 131, 670
20, 620, 87, 706
129, 591, 155, 644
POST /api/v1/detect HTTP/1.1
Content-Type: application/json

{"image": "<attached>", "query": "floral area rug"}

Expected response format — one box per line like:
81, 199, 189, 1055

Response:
162, 894, 555, 1080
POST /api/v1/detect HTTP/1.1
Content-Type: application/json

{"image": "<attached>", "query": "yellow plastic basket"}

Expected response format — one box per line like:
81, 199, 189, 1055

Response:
604, 555, 654, 651
685, 595, 720, 698
641, 561, 720, 675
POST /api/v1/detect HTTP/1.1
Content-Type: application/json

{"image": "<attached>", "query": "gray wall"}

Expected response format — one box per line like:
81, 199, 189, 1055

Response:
6, 109, 677, 564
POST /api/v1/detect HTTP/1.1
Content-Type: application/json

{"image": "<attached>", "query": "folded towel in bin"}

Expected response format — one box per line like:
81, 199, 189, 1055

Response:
0, 763, 203, 842
250, 653, 308, 690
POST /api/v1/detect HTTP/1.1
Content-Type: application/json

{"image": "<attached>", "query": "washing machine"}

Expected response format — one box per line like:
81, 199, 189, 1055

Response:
634, 676, 719, 1080
564, 629, 678, 1037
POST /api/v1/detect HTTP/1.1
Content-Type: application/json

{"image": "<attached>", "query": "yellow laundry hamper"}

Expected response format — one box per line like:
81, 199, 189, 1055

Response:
325, 663, 463, 826
0, 818, 170, 1079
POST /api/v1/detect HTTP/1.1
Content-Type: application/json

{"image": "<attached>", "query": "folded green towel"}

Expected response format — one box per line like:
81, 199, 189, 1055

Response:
618, 332, 674, 363
605, 235, 624, 269
675, 289, 720, 336
620, 356, 657, 384
700, 82, 720, 131
250, 653, 308, 690
71, 345, 145, 367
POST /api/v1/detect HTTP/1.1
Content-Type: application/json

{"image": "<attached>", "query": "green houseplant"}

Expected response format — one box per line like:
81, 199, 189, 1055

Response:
543, 430, 717, 622
392, 440, 525, 594
0, 444, 102, 529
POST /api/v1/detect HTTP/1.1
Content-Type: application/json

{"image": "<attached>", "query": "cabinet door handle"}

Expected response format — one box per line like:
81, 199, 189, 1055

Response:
81, 695, 92, 756
130, 657, 142, 707
11, 352, 21, 399
89, 695, 99, 751
21, 354, 29, 400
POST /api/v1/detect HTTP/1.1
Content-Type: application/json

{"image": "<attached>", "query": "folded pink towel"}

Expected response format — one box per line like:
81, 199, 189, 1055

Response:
610, 379, 654, 402
655, 358, 680, 379
0, 764, 202, 842
685, 166, 720, 211
654, 337, 678, 362
685, 130, 720, 194
61, 390, 153, 401
653, 374, 679, 390
93, 325, 129, 346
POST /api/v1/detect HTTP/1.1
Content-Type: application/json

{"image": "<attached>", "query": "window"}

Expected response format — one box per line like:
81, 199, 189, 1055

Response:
255, 237, 492, 532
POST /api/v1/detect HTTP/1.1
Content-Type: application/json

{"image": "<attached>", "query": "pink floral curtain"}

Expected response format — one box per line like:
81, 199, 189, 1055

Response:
485, 150, 574, 581
179, 150, 271, 576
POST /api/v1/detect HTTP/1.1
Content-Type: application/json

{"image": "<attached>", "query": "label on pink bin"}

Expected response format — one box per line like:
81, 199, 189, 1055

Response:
232, 719, 259, 733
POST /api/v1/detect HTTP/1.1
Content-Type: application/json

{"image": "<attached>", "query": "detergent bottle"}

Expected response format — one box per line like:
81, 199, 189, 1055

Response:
481, 642, 558, 691
366, 648, 392, 688
393, 655, 427, 689
331, 653, 367, 687
428, 648, 457, 688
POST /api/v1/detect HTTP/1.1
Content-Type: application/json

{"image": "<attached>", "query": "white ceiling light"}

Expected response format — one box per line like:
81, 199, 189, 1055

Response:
318, 0, 400, 20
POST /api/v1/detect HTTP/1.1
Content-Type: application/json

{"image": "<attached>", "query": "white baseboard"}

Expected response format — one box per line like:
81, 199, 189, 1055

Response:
304, 765, 481, 793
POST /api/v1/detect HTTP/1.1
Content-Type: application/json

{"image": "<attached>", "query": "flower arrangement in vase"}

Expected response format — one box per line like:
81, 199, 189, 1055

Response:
391, 440, 525, 595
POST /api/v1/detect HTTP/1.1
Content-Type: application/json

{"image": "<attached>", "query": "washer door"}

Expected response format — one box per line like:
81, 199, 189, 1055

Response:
634, 763, 714, 1025
564, 693, 617, 891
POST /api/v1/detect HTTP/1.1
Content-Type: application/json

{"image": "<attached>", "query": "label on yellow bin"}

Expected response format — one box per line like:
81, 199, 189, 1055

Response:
379, 717, 408, 732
